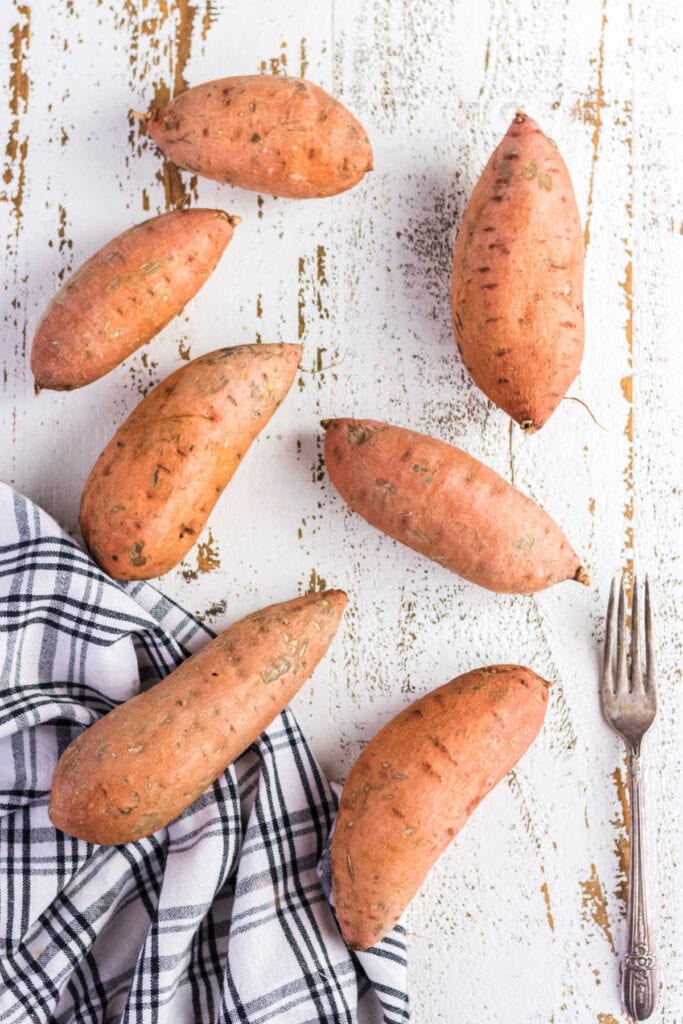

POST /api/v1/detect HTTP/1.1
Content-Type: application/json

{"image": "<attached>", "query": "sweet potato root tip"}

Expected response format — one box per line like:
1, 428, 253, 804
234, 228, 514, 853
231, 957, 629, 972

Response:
227, 214, 241, 227
320, 419, 332, 429
563, 395, 607, 431
520, 419, 538, 434
130, 109, 150, 124
574, 566, 591, 587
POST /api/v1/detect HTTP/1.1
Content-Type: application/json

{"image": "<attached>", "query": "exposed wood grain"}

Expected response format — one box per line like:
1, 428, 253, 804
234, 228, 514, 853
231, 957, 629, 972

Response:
0, 1, 681, 1021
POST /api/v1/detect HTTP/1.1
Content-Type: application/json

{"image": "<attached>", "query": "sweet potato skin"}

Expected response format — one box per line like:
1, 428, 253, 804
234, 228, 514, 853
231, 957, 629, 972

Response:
80, 343, 301, 580
31, 209, 238, 390
451, 112, 584, 432
49, 590, 347, 845
331, 665, 549, 949
146, 75, 373, 199
323, 418, 588, 594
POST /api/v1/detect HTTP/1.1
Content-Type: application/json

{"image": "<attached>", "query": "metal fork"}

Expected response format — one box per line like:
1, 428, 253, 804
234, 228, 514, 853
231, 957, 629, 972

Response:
601, 575, 658, 1020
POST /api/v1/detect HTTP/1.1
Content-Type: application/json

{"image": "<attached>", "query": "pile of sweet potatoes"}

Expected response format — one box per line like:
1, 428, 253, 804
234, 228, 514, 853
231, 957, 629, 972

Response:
33, 63, 591, 978
31, 74, 375, 577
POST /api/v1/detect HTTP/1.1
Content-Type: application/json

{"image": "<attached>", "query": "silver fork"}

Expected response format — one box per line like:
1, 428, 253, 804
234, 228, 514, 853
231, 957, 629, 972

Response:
601, 575, 658, 1020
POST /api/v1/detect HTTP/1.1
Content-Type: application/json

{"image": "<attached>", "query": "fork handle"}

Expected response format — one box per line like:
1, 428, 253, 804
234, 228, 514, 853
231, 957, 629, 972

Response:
623, 750, 657, 1020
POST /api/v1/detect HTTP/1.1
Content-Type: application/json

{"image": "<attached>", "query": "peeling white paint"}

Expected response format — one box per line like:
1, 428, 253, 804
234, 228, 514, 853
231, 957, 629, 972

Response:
1, 1, 682, 1021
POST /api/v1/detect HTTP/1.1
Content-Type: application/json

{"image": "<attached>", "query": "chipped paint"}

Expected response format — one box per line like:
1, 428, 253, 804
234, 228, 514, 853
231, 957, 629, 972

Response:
577, 0, 607, 251
127, 350, 160, 397
317, 245, 327, 287
306, 567, 327, 593
2, 5, 30, 232
297, 246, 331, 357
180, 527, 220, 580
54, 203, 73, 280
540, 878, 555, 932
2, 2, 31, 379
200, 1, 215, 40
123, 0, 214, 210
2, 2, 681, 1021
171, 0, 197, 97
197, 528, 221, 572
620, 252, 634, 577
297, 255, 306, 340
260, 41, 287, 75
196, 597, 227, 623
610, 766, 629, 915
255, 292, 263, 343
579, 864, 615, 954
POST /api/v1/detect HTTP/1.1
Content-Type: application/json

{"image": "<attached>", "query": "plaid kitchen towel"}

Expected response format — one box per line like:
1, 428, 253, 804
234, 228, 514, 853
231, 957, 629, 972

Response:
0, 483, 409, 1024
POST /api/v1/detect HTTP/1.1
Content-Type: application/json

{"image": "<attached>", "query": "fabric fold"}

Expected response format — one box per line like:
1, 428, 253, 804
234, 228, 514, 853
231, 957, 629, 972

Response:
0, 483, 409, 1024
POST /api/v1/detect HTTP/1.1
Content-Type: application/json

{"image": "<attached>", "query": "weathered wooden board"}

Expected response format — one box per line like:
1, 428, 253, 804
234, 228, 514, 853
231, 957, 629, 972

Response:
1, 1, 682, 1020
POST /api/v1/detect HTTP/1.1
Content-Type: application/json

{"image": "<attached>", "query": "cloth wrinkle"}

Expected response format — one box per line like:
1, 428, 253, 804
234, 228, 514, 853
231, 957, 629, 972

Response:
0, 483, 409, 1024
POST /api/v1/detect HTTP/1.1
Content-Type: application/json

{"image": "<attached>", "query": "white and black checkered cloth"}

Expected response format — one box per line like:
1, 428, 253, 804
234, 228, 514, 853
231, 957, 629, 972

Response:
0, 483, 409, 1024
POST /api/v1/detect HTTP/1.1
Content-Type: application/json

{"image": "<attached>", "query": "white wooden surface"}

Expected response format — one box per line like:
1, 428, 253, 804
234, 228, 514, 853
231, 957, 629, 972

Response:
2, 1, 683, 1021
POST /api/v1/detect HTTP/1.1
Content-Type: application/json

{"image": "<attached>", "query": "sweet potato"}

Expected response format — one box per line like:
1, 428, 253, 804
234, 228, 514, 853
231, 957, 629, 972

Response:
49, 590, 347, 845
31, 208, 239, 390
323, 418, 588, 593
80, 343, 301, 580
451, 112, 584, 432
331, 664, 549, 949
144, 75, 373, 199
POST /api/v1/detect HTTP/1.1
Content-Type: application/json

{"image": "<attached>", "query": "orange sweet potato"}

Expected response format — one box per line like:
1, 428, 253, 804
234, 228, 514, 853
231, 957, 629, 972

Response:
331, 664, 549, 949
451, 112, 584, 432
323, 418, 588, 593
80, 343, 301, 580
31, 208, 238, 390
144, 75, 373, 199
49, 590, 347, 845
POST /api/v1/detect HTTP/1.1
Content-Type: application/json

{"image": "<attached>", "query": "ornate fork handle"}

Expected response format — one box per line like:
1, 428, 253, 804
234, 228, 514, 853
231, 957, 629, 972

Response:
623, 749, 657, 1021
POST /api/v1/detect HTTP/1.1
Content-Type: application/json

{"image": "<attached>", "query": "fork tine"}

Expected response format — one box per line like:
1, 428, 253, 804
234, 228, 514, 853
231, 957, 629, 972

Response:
630, 575, 644, 693
645, 575, 656, 693
603, 576, 617, 693
615, 575, 627, 693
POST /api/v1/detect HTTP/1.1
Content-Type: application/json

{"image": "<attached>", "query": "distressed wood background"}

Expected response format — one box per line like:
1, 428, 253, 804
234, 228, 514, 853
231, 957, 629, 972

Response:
1, 1, 682, 1021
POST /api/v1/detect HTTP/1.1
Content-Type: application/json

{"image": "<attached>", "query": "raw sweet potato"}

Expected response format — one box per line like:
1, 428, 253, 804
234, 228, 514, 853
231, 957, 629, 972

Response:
80, 343, 301, 580
451, 112, 584, 432
323, 418, 588, 593
144, 75, 373, 199
331, 664, 549, 949
49, 590, 347, 845
31, 208, 239, 390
